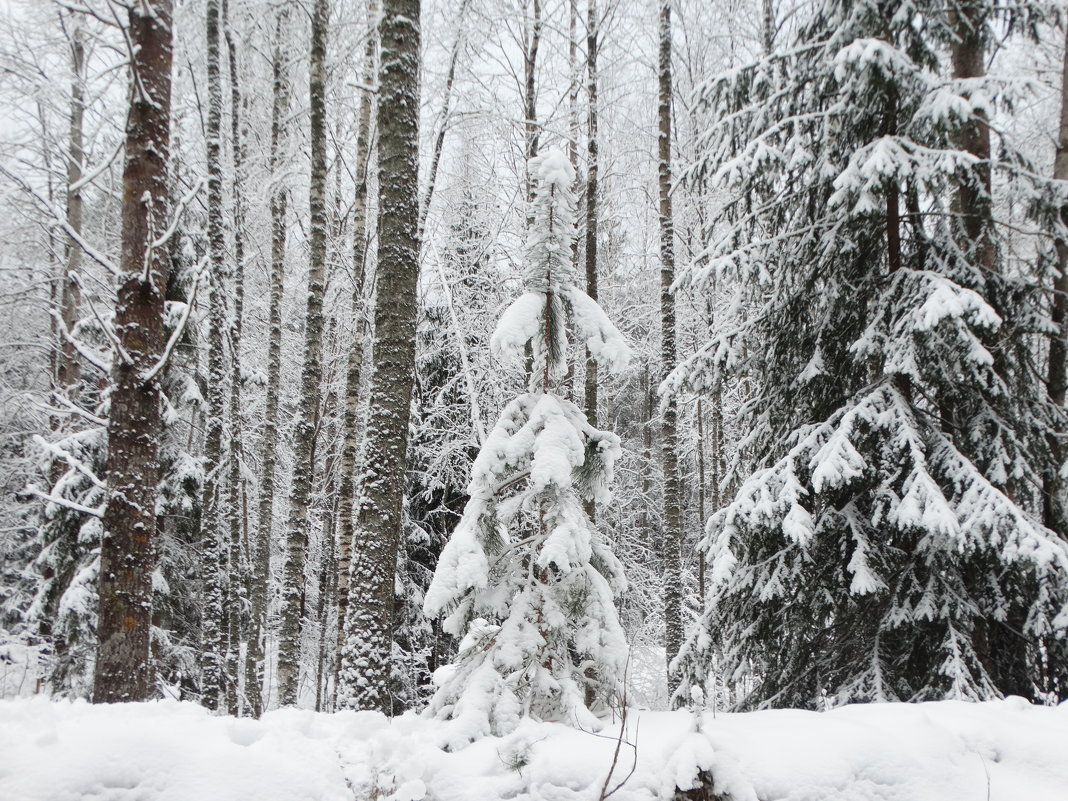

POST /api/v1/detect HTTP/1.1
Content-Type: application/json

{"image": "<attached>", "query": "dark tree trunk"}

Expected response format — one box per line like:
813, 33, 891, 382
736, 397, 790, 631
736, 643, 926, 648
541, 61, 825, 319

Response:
93, 0, 173, 704
342, 0, 422, 713
950, 0, 994, 274
1045, 23, 1068, 536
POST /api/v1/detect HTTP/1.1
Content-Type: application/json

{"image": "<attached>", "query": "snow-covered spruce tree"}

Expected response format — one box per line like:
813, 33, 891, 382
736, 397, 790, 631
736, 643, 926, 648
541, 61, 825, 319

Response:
423, 150, 631, 740
393, 299, 467, 712
28, 422, 105, 697
669, 0, 1068, 709
154, 226, 205, 700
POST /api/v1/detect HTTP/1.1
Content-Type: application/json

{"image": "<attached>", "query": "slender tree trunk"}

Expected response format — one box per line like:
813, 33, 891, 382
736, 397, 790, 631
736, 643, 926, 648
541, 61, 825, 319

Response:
224, 0, 249, 716
93, 0, 172, 704
762, 0, 775, 55
568, 0, 579, 179
1044, 23, 1068, 536
48, 14, 86, 497
200, 0, 230, 711
695, 397, 706, 609
277, 0, 330, 707
886, 97, 902, 273
335, 0, 377, 693
315, 492, 337, 711
57, 18, 85, 413
657, 0, 684, 687
640, 367, 655, 553
950, 0, 994, 274
341, 0, 422, 713
247, 7, 290, 717
581, 0, 600, 521
523, 0, 542, 205
1043, 32, 1068, 695
419, 0, 469, 235
584, 0, 599, 430
521, 0, 543, 382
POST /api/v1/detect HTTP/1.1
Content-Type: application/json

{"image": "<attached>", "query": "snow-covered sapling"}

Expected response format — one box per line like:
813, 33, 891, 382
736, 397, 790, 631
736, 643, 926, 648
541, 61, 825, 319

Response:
424, 149, 631, 742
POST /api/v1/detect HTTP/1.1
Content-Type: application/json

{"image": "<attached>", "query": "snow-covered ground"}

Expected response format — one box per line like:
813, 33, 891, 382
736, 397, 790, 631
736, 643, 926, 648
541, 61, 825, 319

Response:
0, 696, 1065, 801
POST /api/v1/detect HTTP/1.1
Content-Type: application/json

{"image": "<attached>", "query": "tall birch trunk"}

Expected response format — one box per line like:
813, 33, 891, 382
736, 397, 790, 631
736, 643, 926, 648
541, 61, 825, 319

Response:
277, 0, 330, 707
224, 0, 249, 716
335, 0, 377, 693
523, 0, 542, 205
200, 0, 229, 711
419, 0, 468, 235
584, 0, 599, 431
341, 0, 422, 713
93, 0, 172, 704
247, 7, 290, 717
568, 0, 579, 178
657, 0, 684, 687
57, 18, 85, 414
762, 0, 775, 54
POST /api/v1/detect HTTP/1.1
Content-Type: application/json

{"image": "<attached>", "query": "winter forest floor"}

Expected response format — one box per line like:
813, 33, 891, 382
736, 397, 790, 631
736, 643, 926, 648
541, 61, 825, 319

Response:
0, 696, 1065, 801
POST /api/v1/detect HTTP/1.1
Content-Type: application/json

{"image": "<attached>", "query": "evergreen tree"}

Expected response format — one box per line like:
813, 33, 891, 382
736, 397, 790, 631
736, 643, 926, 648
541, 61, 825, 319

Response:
28, 422, 105, 697
423, 150, 631, 742
393, 193, 496, 711
155, 226, 204, 701
670, 0, 1068, 709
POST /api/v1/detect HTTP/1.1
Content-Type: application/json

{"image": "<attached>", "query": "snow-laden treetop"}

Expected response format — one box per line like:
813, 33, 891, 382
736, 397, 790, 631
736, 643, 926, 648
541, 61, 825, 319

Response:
491, 149, 631, 383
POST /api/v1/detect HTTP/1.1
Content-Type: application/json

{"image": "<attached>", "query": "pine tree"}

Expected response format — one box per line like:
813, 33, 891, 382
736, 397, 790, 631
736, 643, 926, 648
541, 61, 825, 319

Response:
423, 150, 631, 743
670, 0, 1068, 708
27, 9, 100, 700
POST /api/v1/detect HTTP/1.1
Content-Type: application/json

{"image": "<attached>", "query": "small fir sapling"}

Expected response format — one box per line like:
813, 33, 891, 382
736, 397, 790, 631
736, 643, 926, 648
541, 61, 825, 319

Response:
423, 149, 632, 742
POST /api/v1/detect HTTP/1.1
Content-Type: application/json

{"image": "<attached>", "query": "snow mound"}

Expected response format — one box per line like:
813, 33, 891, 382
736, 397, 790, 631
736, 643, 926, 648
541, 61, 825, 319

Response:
0, 697, 1065, 801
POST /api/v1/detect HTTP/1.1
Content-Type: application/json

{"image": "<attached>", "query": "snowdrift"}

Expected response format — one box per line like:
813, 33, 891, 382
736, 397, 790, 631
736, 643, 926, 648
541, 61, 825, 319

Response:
0, 696, 1065, 801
